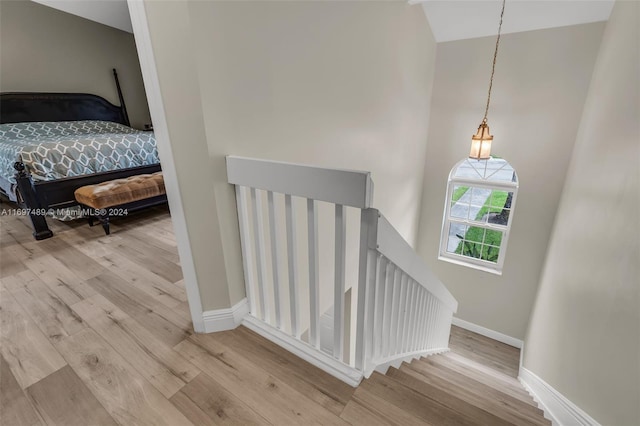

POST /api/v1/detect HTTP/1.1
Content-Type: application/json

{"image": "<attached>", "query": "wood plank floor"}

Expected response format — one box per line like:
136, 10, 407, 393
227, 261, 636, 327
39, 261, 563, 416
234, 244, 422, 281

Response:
0, 204, 549, 425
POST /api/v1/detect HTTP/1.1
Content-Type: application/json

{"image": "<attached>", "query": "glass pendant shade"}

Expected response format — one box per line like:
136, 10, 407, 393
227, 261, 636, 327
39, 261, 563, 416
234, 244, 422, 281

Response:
469, 121, 493, 160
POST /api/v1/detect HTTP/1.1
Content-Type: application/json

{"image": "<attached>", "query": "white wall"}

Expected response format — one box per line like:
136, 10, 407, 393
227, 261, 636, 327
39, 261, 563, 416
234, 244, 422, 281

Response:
523, 2, 639, 424
139, 1, 437, 314
415, 22, 605, 340
190, 0, 435, 247
0, 0, 150, 129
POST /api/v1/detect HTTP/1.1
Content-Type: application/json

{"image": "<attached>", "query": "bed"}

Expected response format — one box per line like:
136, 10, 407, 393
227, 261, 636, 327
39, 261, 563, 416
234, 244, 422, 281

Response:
0, 70, 163, 240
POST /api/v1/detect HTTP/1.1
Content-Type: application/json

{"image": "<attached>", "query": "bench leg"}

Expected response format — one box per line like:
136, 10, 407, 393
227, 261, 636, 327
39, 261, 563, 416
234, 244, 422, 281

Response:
86, 209, 110, 235
101, 216, 111, 235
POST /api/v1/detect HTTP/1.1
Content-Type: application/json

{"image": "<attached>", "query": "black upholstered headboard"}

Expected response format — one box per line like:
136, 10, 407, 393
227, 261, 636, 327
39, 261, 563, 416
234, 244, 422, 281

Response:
0, 69, 130, 126
0, 93, 129, 125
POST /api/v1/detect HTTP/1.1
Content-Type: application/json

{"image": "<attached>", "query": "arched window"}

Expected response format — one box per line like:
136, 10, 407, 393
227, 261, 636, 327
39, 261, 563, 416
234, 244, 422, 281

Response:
439, 157, 518, 275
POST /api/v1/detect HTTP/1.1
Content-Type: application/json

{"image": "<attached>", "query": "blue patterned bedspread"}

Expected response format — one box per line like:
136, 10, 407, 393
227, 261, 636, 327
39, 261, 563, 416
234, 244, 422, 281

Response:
0, 120, 159, 200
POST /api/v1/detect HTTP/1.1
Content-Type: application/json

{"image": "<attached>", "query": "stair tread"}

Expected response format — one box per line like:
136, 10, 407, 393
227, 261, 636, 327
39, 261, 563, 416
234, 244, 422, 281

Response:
397, 359, 549, 425
384, 366, 519, 426
444, 351, 530, 390
449, 326, 520, 378
416, 353, 539, 407
360, 372, 495, 426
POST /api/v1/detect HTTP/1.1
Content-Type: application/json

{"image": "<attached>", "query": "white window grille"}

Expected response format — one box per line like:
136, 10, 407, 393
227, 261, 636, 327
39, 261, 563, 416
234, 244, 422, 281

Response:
439, 157, 518, 275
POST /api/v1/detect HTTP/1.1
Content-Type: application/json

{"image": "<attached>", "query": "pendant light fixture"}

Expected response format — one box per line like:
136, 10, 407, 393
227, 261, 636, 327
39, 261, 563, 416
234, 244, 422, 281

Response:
470, 0, 506, 160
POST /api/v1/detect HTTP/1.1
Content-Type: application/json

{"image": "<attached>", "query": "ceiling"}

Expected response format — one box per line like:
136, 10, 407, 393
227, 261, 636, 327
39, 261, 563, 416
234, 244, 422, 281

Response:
31, 0, 613, 42
32, 0, 132, 33
418, 0, 615, 42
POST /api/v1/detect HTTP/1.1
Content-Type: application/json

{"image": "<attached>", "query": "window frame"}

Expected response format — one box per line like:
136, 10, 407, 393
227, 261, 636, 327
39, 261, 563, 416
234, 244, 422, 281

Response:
438, 158, 519, 275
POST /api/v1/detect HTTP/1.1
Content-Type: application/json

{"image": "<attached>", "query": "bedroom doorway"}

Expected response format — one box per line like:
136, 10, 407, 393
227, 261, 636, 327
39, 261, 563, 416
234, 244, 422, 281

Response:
0, 0, 203, 335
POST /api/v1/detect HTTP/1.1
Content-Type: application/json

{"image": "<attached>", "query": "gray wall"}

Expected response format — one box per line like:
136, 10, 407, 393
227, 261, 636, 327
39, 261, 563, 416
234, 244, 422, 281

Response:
0, 0, 150, 129
415, 22, 605, 340
523, 2, 639, 424
139, 0, 236, 328
140, 0, 437, 312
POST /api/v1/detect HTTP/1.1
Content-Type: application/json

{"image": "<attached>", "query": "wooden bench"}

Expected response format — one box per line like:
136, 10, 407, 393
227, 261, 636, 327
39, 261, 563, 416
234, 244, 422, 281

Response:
74, 172, 166, 235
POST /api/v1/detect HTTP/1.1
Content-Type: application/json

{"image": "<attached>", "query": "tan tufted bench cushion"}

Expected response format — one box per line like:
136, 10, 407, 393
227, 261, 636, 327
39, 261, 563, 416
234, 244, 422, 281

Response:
74, 172, 165, 210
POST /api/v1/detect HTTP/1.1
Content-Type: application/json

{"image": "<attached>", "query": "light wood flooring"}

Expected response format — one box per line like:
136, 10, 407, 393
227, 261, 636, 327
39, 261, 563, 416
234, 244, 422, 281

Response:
1, 204, 549, 425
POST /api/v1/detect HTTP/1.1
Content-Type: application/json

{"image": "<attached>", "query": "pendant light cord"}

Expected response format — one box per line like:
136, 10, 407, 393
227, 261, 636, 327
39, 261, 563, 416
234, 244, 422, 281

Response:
483, 0, 507, 123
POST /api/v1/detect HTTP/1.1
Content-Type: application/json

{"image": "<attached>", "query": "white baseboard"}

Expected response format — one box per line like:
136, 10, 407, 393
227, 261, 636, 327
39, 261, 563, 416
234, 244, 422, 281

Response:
242, 315, 363, 387
519, 367, 601, 426
201, 298, 249, 333
452, 317, 523, 349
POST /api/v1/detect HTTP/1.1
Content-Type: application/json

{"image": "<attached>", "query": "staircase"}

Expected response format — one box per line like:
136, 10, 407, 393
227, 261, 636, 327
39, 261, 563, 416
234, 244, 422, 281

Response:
225, 156, 549, 423
227, 156, 457, 386
346, 326, 550, 425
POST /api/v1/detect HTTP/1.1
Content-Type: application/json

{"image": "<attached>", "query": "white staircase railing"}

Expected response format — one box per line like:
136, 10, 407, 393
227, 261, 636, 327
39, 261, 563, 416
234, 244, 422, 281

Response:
227, 156, 458, 386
